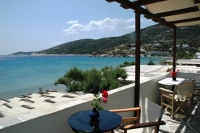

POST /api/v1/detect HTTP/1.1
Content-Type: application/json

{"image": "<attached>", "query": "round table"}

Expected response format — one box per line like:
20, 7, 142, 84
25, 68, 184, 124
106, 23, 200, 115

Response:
68, 110, 122, 133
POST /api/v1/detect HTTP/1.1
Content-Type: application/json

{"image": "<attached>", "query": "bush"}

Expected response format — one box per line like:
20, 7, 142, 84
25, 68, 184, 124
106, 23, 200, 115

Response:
115, 67, 127, 80
55, 66, 85, 92
55, 66, 128, 94
147, 59, 155, 65
120, 61, 135, 67
83, 69, 102, 94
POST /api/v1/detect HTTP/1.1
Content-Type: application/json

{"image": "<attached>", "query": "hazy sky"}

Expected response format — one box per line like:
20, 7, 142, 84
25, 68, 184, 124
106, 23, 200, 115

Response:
0, 0, 156, 55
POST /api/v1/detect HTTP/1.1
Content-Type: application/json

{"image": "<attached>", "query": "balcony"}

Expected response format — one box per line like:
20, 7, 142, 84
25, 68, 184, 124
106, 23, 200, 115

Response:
0, 65, 200, 133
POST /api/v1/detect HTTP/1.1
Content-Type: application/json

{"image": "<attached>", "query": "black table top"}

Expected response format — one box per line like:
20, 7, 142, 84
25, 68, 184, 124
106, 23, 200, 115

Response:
68, 110, 122, 133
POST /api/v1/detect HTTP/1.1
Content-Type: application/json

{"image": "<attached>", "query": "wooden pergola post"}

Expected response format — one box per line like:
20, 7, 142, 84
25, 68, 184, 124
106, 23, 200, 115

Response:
172, 27, 177, 71
134, 5, 140, 107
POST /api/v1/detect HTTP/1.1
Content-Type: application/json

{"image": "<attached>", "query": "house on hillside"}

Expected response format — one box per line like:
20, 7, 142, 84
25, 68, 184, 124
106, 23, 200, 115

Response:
147, 43, 161, 46
176, 44, 189, 48
148, 51, 169, 56
196, 52, 200, 59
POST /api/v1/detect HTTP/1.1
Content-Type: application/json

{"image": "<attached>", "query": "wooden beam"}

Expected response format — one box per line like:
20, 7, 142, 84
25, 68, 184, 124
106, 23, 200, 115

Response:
135, 0, 167, 5
155, 6, 199, 17
116, 0, 137, 10
194, 0, 200, 4
105, 0, 114, 2
170, 17, 200, 24
107, 0, 175, 28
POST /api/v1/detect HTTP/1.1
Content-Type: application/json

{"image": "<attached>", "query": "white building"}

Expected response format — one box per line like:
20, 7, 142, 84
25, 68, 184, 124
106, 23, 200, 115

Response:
196, 52, 200, 59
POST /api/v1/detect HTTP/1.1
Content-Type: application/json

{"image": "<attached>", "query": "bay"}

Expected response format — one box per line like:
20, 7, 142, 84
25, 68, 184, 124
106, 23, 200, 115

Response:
0, 55, 167, 99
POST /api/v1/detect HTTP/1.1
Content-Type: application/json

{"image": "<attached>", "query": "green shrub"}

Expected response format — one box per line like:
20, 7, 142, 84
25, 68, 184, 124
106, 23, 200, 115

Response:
115, 67, 127, 80
55, 65, 128, 94
147, 59, 155, 65
120, 61, 135, 67
83, 69, 102, 94
55, 66, 85, 92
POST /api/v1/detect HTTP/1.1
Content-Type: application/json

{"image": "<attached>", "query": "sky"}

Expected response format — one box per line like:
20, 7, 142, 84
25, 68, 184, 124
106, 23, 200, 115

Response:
0, 0, 156, 55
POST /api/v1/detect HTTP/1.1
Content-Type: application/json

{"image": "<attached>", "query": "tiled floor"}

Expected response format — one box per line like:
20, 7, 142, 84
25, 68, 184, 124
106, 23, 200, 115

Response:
159, 101, 200, 133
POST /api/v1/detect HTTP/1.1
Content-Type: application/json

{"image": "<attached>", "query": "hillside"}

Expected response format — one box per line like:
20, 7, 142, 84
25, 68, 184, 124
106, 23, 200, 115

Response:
14, 24, 200, 55
35, 35, 134, 55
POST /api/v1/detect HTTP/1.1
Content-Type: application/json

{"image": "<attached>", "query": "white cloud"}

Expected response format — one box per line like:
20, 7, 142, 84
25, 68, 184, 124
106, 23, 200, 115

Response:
67, 20, 79, 24
62, 17, 135, 35
63, 23, 85, 35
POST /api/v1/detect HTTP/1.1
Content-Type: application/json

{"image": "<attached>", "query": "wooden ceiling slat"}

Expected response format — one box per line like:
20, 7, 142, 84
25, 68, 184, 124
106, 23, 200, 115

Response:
135, 0, 167, 5
105, 0, 114, 2
105, 0, 200, 28
115, 0, 137, 10
155, 6, 199, 17
114, 0, 175, 28
170, 17, 200, 24
194, 0, 200, 4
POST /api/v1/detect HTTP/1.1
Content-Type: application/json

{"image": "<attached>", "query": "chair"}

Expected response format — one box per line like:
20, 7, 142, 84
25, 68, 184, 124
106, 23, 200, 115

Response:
159, 87, 175, 118
175, 83, 195, 115
109, 97, 165, 133
159, 80, 195, 119
192, 75, 200, 104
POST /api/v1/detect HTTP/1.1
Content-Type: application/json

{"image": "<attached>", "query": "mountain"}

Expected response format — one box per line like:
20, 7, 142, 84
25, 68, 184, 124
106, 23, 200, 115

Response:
13, 24, 200, 55
35, 35, 135, 55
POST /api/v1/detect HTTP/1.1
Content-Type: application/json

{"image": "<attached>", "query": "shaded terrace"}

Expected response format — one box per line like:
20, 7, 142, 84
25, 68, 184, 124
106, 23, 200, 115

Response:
104, 0, 200, 132
1, 0, 200, 133
105, 0, 200, 107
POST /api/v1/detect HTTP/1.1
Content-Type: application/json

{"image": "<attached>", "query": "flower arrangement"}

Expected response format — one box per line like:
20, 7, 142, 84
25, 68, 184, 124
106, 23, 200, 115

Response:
91, 89, 108, 110
170, 71, 177, 77
170, 69, 179, 77
169, 68, 179, 80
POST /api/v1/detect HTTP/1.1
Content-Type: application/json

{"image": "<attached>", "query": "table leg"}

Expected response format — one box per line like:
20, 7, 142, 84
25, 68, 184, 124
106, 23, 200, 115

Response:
172, 85, 175, 91
111, 130, 115, 133
72, 128, 79, 133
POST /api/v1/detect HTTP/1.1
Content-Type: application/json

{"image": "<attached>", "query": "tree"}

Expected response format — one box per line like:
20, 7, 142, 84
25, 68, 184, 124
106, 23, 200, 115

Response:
147, 58, 155, 65
55, 65, 128, 94
54, 67, 85, 92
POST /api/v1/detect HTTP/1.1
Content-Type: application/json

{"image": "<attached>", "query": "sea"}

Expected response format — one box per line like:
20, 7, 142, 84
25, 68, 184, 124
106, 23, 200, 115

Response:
0, 55, 168, 99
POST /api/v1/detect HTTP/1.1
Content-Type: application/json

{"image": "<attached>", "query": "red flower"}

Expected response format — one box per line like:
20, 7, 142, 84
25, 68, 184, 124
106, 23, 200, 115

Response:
102, 89, 108, 104
170, 71, 176, 77
91, 89, 108, 110
102, 89, 108, 98
102, 97, 108, 104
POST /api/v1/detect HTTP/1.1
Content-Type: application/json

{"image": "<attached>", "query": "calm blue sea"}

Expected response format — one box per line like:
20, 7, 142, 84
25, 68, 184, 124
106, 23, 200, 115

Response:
0, 55, 167, 99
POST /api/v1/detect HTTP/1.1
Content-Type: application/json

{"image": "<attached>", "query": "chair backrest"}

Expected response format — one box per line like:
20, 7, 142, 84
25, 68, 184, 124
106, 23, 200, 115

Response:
175, 84, 195, 99
140, 96, 163, 133
194, 74, 200, 88
182, 79, 195, 84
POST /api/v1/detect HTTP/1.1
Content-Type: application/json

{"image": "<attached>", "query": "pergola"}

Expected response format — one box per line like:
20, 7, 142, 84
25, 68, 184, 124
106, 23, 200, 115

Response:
105, 0, 200, 107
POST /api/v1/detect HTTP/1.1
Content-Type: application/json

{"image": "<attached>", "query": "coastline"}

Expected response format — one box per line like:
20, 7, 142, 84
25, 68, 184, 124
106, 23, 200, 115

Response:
0, 56, 169, 99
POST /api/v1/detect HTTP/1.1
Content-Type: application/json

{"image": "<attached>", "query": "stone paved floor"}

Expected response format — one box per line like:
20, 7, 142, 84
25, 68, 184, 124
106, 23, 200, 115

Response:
159, 101, 200, 133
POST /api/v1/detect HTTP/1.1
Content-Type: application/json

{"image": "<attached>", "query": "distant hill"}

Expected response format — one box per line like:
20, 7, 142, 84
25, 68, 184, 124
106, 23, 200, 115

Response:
13, 24, 200, 55
35, 35, 135, 55
12, 51, 34, 55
